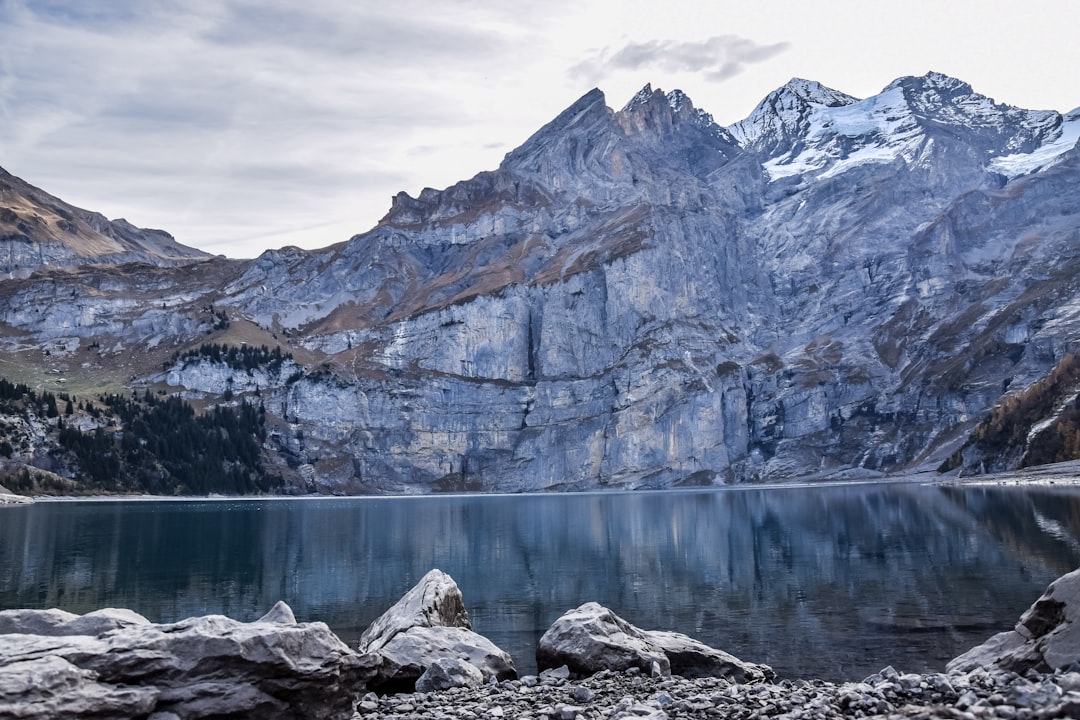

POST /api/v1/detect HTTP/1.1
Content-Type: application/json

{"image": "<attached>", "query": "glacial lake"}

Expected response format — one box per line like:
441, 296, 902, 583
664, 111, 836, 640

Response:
3, 481, 1080, 680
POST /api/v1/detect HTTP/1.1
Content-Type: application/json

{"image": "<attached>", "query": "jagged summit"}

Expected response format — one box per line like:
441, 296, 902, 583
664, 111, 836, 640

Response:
778, 77, 859, 107
728, 78, 857, 148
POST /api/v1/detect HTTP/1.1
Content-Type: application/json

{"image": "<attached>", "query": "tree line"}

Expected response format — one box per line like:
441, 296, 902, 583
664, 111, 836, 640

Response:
167, 343, 292, 374
0, 378, 281, 495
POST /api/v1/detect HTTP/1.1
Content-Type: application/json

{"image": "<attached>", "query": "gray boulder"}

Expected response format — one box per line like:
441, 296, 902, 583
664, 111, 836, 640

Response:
415, 657, 485, 693
358, 569, 516, 692
0, 655, 158, 719
537, 602, 773, 682
949, 567, 1080, 675
0, 603, 375, 719
358, 568, 471, 652
648, 629, 775, 682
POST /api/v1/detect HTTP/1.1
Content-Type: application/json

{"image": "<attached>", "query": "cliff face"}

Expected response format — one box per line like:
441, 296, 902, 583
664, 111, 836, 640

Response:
3, 74, 1080, 493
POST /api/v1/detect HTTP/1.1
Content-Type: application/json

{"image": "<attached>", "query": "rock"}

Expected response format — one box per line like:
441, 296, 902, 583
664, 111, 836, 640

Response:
257, 599, 297, 624
0, 606, 152, 637
648, 630, 774, 683
949, 567, 1080, 675
0, 602, 373, 719
0, 607, 79, 635
358, 569, 516, 693
358, 569, 471, 652
0, 655, 158, 719
415, 657, 486, 693
536, 602, 772, 682
537, 603, 670, 678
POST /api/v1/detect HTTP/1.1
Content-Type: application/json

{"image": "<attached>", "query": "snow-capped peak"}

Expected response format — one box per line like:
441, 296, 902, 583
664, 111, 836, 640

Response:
729, 71, 1071, 183
780, 78, 859, 108
728, 78, 857, 147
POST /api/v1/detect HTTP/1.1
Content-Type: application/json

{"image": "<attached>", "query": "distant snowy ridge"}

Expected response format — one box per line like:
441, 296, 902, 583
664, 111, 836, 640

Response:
727, 71, 1072, 183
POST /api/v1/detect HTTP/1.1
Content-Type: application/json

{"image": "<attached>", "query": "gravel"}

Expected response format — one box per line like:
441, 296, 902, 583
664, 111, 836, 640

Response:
352, 664, 1080, 720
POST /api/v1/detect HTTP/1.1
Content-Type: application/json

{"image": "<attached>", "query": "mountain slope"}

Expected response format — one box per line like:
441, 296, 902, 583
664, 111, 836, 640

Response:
2, 72, 1080, 494
0, 166, 211, 278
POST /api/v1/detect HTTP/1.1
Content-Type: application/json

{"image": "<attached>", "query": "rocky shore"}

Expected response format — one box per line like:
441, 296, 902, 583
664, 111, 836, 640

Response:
2, 568, 1079, 719
351, 663, 1080, 720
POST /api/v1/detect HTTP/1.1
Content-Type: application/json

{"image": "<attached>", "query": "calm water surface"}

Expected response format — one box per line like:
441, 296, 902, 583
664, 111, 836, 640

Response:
3, 482, 1080, 679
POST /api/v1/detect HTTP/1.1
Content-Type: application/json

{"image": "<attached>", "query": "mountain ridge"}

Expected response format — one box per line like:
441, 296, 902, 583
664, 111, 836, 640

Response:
1, 71, 1079, 494
0, 166, 212, 279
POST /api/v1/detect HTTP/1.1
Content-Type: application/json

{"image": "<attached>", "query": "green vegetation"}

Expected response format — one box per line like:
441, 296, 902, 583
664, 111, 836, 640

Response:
168, 342, 292, 374
0, 378, 280, 495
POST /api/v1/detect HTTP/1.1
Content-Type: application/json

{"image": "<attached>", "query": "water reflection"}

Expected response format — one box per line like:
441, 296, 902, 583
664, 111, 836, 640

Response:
2, 483, 1079, 680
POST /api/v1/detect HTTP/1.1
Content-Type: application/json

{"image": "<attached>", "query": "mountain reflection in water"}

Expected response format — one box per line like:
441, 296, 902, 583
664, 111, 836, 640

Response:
2, 482, 1079, 680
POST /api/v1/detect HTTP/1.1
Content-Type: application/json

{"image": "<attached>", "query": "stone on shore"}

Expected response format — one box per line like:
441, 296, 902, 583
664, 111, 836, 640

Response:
415, 657, 486, 693
949, 566, 1080, 675
536, 602, 773, 682
649, 629, 775, 682
0, 603, 374, 720
358, 568, 516, 693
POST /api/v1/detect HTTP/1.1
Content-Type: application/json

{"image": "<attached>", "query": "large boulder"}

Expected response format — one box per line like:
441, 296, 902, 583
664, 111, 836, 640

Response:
0, 601, 375, 719
949, 567, 1080, 675
537, 602, 773, 682
358, 569, 516, 693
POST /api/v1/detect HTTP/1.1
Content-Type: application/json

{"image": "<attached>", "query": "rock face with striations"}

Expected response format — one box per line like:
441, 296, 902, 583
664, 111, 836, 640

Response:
2, 72, 1080, 493
216, 73, 1080, 492
537, 601, 773, 683
358, 569, 517, 693
0, 601, 374, 720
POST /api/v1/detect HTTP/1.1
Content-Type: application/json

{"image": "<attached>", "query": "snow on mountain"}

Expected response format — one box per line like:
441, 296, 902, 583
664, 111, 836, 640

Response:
727, 78, 859, 148
989, 108, 1080, 177
732, 71, 1067, 183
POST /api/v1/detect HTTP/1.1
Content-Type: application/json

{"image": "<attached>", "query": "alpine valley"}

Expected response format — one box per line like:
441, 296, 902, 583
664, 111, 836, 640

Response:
2, 71, 1080, 495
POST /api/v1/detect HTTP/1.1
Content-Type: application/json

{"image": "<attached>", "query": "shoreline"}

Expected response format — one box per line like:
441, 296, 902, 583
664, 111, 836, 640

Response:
12, 462, 1080, 504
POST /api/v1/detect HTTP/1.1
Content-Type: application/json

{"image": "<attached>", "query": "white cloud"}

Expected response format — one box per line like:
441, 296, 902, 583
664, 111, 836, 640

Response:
0, 0, 540, 256
571, 36, 790, 86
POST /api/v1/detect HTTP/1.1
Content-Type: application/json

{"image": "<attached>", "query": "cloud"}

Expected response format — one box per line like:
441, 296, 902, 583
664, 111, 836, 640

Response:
570, 35, 790, 85
0, 0, 538, 256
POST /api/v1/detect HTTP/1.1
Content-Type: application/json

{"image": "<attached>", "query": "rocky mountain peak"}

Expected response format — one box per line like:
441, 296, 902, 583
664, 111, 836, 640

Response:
727, 78, 857, 150
616, 84, 715, 137
780, 77, 858, 107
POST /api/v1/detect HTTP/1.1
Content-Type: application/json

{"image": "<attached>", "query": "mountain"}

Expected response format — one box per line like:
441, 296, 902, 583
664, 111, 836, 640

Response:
1, 71, 1080, 494
0, 166, 212, 278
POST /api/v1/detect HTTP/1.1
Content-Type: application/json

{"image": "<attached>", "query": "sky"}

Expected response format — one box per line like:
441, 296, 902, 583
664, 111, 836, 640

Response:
1, 0, 1078, 259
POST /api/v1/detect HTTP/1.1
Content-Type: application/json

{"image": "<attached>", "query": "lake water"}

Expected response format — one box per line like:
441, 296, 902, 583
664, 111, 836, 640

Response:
2, 481, 1080, 680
